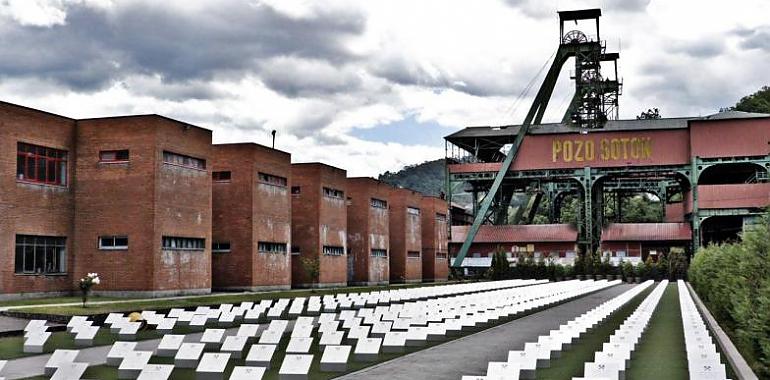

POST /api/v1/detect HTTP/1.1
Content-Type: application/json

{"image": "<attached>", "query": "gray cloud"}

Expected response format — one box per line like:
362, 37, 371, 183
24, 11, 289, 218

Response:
0, 1, 365, 92
258, 58, 363, 98
666, 39, 725, 58
604, 0, 651, 13
734, 25, 770, 51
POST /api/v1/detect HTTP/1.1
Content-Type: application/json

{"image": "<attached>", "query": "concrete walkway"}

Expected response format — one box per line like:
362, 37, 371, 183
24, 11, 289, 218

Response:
337, 283, 634, 380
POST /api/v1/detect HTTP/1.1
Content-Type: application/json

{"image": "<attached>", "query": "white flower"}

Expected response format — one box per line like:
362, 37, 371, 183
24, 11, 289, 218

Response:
92, 277, 100, 285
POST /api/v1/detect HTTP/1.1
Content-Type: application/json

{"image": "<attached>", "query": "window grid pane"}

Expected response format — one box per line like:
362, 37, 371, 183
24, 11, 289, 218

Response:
14, 235, 67, 274
163, 151, 206, 170
16, 142, 67, 186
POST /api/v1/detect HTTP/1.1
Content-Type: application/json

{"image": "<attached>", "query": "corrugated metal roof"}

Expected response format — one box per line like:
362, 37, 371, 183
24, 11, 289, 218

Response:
701, 110, 770, 120
601, 223, 692, 241
450, 224, 578, 243
699, 183, 770, 209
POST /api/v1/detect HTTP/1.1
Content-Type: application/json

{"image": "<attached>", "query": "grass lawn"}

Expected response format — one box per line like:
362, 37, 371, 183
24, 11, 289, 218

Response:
0, 295, 123, 308
535, 285, 653, 379
0, 326, 205, 360
15, 282, 458, 317
626, 283, 688, 380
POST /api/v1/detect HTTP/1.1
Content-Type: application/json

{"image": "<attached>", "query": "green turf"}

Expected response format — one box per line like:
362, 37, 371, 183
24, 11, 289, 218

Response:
626, 283, 688, 380
15, 282, 458, 317
0, 295, 123, 308
535, 284, 654, 379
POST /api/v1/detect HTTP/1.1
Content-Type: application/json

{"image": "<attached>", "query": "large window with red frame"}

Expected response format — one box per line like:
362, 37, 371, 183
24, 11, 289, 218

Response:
16, 142, 68, 186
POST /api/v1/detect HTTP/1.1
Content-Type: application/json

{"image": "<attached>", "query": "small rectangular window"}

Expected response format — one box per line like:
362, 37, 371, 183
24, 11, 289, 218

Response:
99, 236, 128, 250
99, 150, 129, 163
212, 171, 231, 182
212, 242, 231, 253
323, 187, 344, 199
371, 249, 387, 257
258, 172, 287, 187
407, 251, 421, 259
258, 241, 287, 254
370, 198, 387, 209
163, 151, 206, 170
162, 236, 205, 251
407, 207, 420, 216
291, 186, 301, 195
322, 246, 345, 256
436, 252, 448, 260
436, 213, 447, 222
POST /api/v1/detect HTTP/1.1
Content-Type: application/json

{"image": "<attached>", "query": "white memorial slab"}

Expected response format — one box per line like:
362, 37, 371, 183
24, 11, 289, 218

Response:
278, 354, 313, 380
320, 345, 351, 372
118, 322, 142, 340
107, 342, 138, 366
286, 337, 313, 354
50, 361, 88, 380
196, 352, 231, 380
229, 366, 266, 380
136, 364, 174, 380
117, 350, 153, 379
245, 344, 277, 368
259, 329, 284, 345
221, 335, 249, 359
74, 325, 99, 346
354, 337, 382, 361
200, 328, 226, 349
156, 334, 185, 357
23, 330, 51, 353
156, 318, 177, 333
174, 342, 205, 368
45, 349, 80, 376
319, 331, 345, 350
382, 331, 408, 353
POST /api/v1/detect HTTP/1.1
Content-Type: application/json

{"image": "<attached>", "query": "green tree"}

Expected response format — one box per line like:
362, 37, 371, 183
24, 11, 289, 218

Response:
636, 108, 662, 119
487, 245, 510, 280
731, 85, 770, 114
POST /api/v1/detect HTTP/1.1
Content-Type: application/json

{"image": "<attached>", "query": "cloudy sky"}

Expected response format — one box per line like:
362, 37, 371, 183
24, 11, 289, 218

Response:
1, 0, 768, 176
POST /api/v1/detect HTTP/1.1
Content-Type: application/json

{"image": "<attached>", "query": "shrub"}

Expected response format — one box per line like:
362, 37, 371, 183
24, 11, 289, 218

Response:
488, 247, 510, 280
564, 264, 574, 278
668, 248, 689, 280
621, 260, 635, 281
689, 213, 770, 377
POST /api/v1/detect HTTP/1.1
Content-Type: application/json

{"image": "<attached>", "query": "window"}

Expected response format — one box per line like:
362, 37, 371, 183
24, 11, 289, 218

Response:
291, 246, 301, 255
436, 252, 448, 260
407, 251, 421, 259
99, 236, 128, 250
258, 172, 287, 187
258, 241, 287, 254
212, 171, 231, 182
212, 242, 231, 253
291, 186, 301, 195
16, 142, 68, 186
323, 187, 344, 199
15, 235, 66, 275
162, 151, 206, 170
371, 249, 387, 257
162, 236, 205, 251
323, 246, 345, 256
99, 150, 129, 163
370, 198, 387, 209
407, 207, 420, 216
436, 213, 447, 222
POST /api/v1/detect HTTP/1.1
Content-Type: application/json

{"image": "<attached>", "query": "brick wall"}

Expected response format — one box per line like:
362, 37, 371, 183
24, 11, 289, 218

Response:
212, 143, 291, 291
346, 178, 390, 285
291, 163, 347, 287
420, 196, 449, 281
388, 187, 423, 283
0, 102, 75, 297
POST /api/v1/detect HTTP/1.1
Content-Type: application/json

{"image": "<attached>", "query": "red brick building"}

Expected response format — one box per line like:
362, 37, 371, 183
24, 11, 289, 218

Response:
420, 196, 449, 282
388, 187, 423, 283
0, 102, 214, 299
75, 116, 212, 297
449, 224, 579, 266
290, 163, 348, 288
0, 102, 76, 299
211, 143, 292, 291
346, 177, 390, 285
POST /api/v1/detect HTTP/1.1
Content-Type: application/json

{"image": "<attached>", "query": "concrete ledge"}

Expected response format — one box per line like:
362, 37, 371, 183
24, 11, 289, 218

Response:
0, 291, 71, 302
292, 282, 347, 289
347, 281, 389, 287
92, 288, 211, 298
686, 282, 758, 380
213, 285, 291, 292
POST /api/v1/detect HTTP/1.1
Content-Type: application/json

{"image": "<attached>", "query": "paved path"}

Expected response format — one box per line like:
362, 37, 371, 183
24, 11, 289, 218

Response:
0, 316, 30, 334
337, 283, 634, 380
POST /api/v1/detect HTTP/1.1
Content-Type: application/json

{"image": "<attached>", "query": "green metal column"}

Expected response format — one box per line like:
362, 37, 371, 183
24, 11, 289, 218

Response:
691, 157, 701, 253
582, 167, 593, 254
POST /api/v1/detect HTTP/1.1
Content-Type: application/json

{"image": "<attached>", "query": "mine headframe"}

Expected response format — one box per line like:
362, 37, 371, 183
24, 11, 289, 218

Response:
451, 8, 623, 268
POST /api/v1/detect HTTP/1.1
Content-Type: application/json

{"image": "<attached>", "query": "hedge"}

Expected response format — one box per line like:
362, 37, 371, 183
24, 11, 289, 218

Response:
688, 214, 770, 377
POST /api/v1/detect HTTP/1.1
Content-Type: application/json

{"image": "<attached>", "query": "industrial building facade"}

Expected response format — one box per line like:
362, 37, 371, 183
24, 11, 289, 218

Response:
0, 101, 449, 299
446, 113, 770, 264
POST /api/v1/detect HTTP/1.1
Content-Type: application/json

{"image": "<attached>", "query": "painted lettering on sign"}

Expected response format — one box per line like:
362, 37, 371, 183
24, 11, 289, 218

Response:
552, 137, 652, 163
